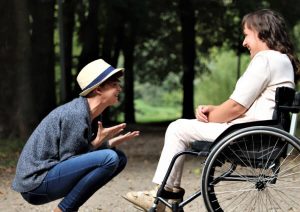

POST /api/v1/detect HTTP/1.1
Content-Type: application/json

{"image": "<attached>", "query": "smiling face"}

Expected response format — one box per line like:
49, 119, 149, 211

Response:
99, 80, 122, 106
242, 24, 270, 59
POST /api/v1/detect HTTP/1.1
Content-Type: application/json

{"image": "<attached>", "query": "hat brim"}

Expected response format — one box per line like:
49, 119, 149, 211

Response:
79, 68, 124, 96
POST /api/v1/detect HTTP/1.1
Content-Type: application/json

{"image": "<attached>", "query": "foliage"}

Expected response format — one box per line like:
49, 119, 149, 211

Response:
293, 22, 300, 53
133, 47, 251, 122
135, 72, 182, 107
195, 47, 250, 105
0, 139, 24, 169
2, 0, 300, 138
134, 0, 182, 83
135, 99, 181, 123
115, 72, 183, 123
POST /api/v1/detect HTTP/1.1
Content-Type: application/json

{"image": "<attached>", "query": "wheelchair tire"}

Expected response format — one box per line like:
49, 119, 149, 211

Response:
201, 126, 300, 212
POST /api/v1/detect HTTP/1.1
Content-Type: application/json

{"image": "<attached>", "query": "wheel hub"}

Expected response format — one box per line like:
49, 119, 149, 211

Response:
255, 181, 266, 191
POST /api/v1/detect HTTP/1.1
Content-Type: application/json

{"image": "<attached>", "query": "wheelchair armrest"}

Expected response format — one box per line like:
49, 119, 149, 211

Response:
190, 140, 212, 152
278, 105, 300, 113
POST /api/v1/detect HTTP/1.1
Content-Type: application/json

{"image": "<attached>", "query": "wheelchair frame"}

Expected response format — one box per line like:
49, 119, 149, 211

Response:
149, 87, 300, 212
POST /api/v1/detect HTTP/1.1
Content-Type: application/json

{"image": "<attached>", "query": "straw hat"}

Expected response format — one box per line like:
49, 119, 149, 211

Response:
77, 59, 124, 96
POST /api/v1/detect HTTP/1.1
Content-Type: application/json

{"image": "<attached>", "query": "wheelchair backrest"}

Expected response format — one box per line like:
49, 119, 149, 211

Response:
273, 87, 295, 131
273, 86, 300, 132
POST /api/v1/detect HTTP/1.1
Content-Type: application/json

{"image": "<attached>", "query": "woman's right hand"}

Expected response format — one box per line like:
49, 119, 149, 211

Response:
195, 105, 214, 122
91, 122, 126, 148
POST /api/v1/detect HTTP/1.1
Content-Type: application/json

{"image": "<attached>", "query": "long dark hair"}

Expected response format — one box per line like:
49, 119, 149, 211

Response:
242, 9, 300, 82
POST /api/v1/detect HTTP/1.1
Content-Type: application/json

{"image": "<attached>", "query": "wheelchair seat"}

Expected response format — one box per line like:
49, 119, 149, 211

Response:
190, 120, 278, 153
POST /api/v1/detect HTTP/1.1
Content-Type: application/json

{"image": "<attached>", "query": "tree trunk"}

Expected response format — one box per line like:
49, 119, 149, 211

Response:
76, 0, 100, 96
179, 0, 195, 119
123, 24, 136, 124
0, 0, 31, 138
59, 0, 76, 103
77, 0, 99, 71
102, 5, 116, 64
28, 0, 56, 136
15, 0, 33, 138
101, 5, 124, 124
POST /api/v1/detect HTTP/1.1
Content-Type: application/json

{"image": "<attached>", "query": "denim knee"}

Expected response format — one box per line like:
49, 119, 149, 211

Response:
100, 149, 120, 172
21, 191, 50, 205
115, 149, 127, 168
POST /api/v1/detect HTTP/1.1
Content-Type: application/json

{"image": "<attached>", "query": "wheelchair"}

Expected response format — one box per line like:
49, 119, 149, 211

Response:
149, 86, 300, 212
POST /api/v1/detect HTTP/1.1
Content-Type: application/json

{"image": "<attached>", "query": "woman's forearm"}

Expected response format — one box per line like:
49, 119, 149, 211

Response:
208, 99, 247, 123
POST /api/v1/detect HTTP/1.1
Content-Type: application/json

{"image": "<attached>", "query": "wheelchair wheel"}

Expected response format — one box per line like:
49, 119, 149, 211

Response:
202, 126, 300, 212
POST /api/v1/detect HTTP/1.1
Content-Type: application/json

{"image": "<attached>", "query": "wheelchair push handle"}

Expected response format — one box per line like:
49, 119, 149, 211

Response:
275, 86, 300, 114
293, 91, 300, 109
278, 92, 300, 113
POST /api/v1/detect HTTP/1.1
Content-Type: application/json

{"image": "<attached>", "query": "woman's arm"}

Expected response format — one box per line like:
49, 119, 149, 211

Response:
195, 99, 247, 123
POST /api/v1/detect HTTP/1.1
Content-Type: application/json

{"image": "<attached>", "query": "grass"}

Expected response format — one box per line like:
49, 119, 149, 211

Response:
135, 99, 181, 123
0, 139, 24, 170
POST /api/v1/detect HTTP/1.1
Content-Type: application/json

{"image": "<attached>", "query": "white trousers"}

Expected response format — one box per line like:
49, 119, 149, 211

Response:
152, 119, 230, 188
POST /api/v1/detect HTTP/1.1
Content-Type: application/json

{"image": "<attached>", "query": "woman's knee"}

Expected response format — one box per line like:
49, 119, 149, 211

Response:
167, 119, 187, 133
114, 149, 127, 168
111, 149, 127, 176
92, 149, 120, 171
165, 119, 193, 147
166, 119, 189, 139
88, 149, 127, 172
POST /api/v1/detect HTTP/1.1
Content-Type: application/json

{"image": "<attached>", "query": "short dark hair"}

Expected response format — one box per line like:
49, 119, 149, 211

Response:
86, 71, 123, 98
101, 71, 124, 86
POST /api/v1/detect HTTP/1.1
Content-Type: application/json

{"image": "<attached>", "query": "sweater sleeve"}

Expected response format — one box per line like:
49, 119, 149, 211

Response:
58, 111, 90, 160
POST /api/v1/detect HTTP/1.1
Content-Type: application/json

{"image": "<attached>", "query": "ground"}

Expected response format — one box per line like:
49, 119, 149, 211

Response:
0, 124, 207, 212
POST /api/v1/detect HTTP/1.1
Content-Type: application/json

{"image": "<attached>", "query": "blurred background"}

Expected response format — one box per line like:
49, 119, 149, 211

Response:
1, 0, 300, 149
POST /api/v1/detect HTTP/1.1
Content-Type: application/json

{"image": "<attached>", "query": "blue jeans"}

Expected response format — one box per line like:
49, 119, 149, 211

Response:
21, 149, 127, 211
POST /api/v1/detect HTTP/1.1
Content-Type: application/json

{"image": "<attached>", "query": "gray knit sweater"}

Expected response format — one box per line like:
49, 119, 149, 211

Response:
12, 97, 93, 192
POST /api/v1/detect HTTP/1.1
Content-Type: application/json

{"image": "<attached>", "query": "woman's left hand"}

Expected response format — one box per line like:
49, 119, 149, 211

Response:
108, 131, 140, 147
91, 122, 128, 148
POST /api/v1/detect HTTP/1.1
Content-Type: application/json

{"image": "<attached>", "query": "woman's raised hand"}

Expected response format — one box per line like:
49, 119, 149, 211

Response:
91, 122, 139, 148
108, 131, 140, 147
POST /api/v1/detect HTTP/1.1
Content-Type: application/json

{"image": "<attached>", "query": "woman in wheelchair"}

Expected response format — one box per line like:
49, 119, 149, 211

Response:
124, 9, 300, 212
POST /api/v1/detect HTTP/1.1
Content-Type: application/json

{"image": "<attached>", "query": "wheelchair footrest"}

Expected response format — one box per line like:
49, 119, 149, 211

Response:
158, 187, 185, 200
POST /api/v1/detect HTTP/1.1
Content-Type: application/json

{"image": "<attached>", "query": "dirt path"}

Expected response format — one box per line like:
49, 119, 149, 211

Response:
0, 124, 207, 212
